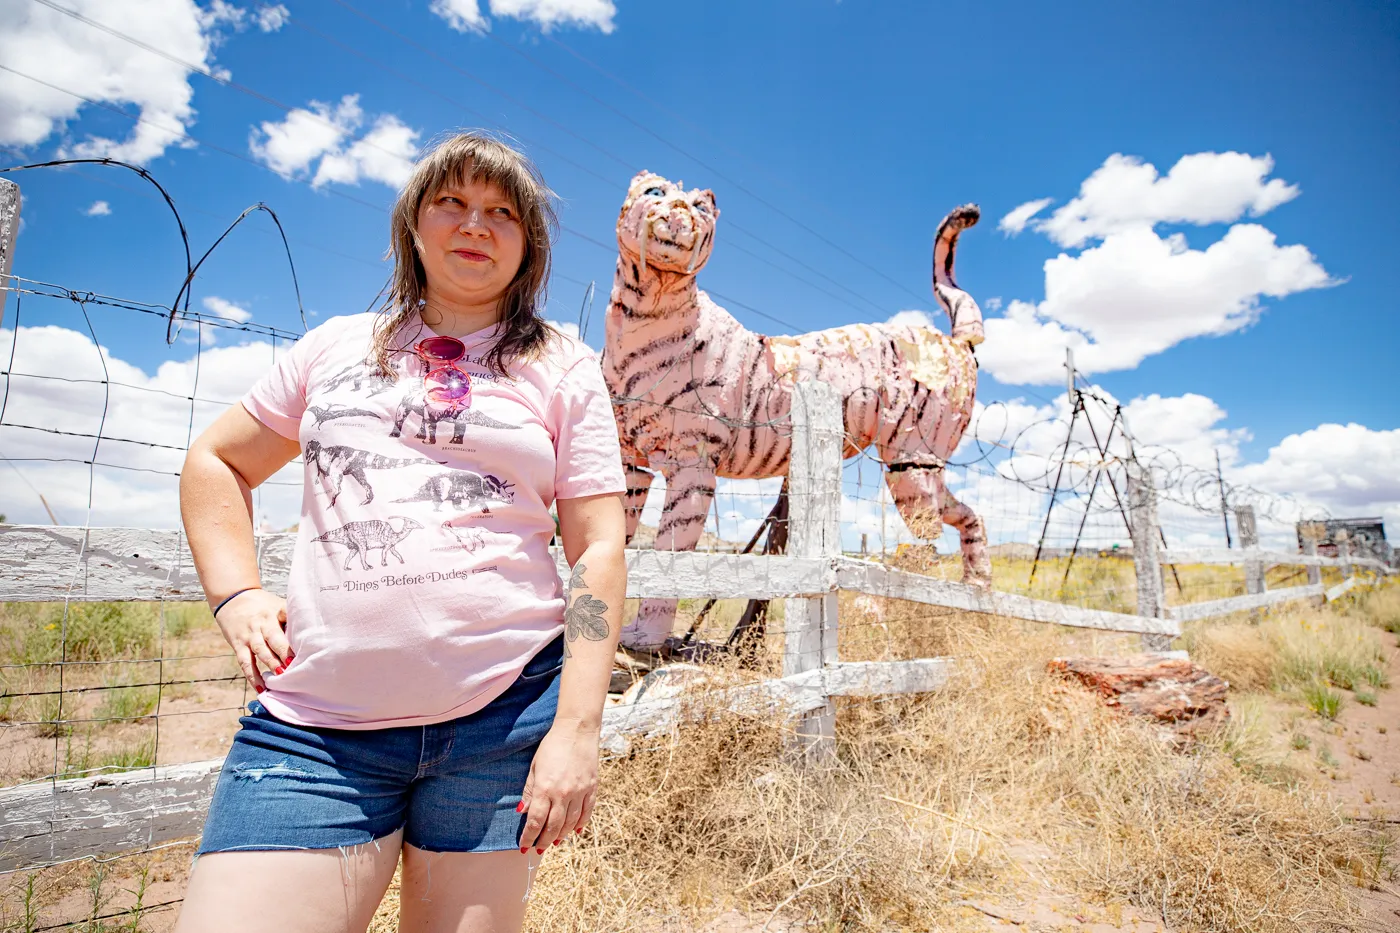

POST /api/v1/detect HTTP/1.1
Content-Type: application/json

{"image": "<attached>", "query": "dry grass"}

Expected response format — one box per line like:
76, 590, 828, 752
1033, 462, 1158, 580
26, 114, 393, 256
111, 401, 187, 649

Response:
1186, 606, 1390, 703
1353, 585, 1400, 640
496, 613, 1384, 932
5, 576, 1396, 931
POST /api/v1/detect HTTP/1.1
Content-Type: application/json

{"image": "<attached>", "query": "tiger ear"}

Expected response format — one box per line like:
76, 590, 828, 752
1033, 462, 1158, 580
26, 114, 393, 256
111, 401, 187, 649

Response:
699, 188, 718, 216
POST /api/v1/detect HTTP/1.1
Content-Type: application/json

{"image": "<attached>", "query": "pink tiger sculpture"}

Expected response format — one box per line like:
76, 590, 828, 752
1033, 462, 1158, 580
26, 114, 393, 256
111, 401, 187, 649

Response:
603, 171, 992, 651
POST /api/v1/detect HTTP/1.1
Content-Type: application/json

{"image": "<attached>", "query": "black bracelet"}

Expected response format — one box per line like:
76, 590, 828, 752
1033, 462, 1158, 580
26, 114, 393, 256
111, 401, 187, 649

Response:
212, 586, 261, 618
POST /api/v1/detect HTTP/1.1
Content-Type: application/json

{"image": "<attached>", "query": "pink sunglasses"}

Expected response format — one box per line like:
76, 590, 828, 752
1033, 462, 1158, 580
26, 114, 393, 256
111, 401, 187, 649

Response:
415, 335, 472, 415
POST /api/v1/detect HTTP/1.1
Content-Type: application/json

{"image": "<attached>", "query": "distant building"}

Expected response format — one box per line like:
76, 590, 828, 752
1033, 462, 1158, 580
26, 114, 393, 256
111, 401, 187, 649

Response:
1297, 518, 1391, 564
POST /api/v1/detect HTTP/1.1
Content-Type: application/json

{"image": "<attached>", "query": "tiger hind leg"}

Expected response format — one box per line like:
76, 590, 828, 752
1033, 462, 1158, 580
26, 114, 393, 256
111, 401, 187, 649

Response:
940, 489, 991, 588
619, 462, 714, 651
884, 464, 991, 588
622, 465, 654, 545
884, 463, 946, 541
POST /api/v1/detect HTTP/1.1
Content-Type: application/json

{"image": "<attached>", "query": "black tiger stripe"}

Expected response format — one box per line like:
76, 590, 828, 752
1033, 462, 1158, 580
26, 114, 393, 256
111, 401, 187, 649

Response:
657, 513, 709, 532
616, 330, 695, 371
623, 355, 684, 397
661, 379, 726, 410
742, 346, 765, 467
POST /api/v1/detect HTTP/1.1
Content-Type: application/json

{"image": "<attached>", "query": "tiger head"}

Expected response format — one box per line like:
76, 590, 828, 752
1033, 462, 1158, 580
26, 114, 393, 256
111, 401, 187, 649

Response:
616, 171, 719, 277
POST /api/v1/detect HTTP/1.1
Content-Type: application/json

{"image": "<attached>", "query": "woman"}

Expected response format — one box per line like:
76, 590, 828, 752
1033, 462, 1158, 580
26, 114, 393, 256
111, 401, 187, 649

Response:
175, 133, 627, 933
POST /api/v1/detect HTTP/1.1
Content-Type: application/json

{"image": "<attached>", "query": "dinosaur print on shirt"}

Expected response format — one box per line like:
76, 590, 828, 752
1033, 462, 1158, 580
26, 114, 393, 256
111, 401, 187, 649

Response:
321, 362, 398, 396
312, 517, 422, 571
389, 390, 522, 445
238, 311, 626, 730
303, 441, 445, 506
394, 470, 515, 513
307, 404, 382, 428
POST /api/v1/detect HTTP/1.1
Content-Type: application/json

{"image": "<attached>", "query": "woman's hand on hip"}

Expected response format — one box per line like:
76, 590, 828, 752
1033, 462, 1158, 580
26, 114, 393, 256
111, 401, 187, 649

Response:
214, 589, 292, 692
518, 719, 600, 853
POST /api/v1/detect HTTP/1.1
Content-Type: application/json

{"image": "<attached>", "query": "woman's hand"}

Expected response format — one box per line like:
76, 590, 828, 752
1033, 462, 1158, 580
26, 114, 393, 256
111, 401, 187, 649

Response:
517, 719, 600, 853
214, 589, 292, 692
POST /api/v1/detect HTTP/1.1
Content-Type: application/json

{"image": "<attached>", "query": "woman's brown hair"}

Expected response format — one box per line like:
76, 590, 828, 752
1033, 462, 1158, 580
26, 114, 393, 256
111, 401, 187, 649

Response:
371, 131, 559, 378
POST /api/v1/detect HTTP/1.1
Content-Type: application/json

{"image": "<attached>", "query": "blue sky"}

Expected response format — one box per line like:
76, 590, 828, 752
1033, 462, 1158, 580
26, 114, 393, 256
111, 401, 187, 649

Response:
1, 0, 1397, 537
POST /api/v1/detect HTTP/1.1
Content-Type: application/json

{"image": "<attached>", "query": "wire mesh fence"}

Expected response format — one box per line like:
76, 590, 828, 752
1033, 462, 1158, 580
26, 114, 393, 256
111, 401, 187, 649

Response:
1, 182, 1390, 931
4, 269, 1379, 784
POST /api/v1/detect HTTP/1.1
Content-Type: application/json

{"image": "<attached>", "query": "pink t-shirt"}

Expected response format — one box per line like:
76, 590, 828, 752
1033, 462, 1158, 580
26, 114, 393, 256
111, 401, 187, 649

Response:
240, 312, 625, 729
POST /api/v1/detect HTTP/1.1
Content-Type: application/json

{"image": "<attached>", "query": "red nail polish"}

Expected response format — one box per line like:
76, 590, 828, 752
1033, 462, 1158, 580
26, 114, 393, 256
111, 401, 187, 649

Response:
553, 840, 561, 846
575, 828, 582, 834
255, 685, 265, 694
520, 847, 528, 854
273, 666, 285, 675
536, 848, 544, 855
515, 801, 524, 813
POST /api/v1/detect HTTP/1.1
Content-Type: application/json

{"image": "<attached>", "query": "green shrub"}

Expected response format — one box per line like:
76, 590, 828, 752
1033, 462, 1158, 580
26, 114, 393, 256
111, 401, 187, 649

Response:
102, 737, 155, 772
33, 694, 70, 738
95, 685, 157, 724
1302, 680, 1344, 720
1354, 688, 1378, 707
0, 602, 159, 665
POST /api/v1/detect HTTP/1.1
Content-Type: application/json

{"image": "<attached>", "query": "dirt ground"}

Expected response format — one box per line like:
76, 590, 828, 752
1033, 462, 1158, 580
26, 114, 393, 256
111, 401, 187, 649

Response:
0, 624, 249, 787
2, 617, 1397, 932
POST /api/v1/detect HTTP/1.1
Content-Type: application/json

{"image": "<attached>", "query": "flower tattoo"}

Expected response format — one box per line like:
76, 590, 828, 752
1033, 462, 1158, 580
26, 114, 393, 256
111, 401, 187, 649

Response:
563, 562, 610, 657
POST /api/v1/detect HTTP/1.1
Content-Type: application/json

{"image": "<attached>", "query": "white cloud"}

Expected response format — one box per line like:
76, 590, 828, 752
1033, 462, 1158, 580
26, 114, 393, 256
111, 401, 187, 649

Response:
1037, 152, 1300, 249
250, 94, 419, 189
84, 200, 111, 217
199, 1, 288, 34
431, 0, 616, 33
255, 4, 289, 31
490, 0, 616, 32
249, 95, 360, 178
0, 1, 285, 165
202, 295, 253, 323
313, 114, 419, 189
999, 197, 1052, 236
431, 0, 489, 32
1235, 424, 1400, 527
173, 296, 253, 346
0, 324, 301, 528
978, 152, 1335, 386
885, 309, 933, 330
0, 0, 221, 164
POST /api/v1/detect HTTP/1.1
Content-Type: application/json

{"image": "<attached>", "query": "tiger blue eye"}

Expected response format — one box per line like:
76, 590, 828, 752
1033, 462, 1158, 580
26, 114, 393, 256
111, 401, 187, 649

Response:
644, 187, 664, 196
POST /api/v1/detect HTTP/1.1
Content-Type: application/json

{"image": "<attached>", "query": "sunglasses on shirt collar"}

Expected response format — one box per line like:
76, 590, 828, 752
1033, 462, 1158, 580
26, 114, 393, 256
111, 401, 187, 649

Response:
415, 335, 472, 416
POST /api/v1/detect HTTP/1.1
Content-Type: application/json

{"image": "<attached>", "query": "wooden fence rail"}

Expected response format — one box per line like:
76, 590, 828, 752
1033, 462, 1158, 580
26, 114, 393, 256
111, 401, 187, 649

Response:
0, 378, 1387, 869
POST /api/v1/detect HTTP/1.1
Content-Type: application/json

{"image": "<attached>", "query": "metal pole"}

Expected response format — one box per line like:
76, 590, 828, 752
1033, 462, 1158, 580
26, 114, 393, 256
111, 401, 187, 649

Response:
1215, 449, 1232, 548
0, 178, 19, 326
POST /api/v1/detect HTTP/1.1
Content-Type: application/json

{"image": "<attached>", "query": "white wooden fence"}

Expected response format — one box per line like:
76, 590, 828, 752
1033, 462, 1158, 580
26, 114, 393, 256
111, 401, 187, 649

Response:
0, 382, 1384, 869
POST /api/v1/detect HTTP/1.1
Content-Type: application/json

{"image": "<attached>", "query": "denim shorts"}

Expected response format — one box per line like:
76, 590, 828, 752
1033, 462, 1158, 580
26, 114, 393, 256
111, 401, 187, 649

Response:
197, 634, 563, 855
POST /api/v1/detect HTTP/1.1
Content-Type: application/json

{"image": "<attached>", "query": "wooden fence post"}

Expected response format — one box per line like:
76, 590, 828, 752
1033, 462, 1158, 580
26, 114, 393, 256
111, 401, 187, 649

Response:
0, 178, 19, 325
783, 378, 843, 764
1298, 522, 1325, 606
1337, 529, 1353, 580
1298, 522, 1323, 587
1127, 462, 1172, 653
1235, 505, 1265, 596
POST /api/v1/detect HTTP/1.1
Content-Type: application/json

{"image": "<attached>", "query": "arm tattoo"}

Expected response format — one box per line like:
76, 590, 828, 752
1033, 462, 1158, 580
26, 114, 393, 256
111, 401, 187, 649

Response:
563, 562, 610, 657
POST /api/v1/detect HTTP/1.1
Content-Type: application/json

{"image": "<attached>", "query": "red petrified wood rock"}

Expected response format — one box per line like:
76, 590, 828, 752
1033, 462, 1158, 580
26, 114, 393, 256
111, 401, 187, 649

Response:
1047, 655, 1229, 736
